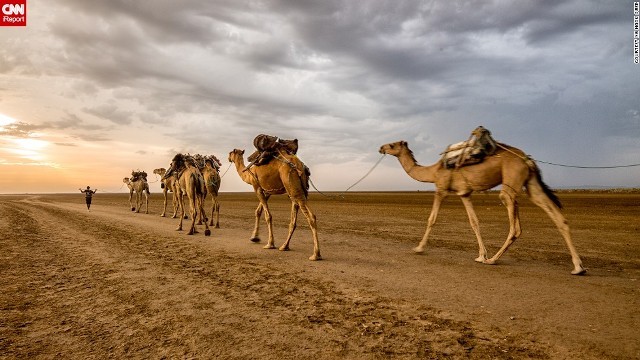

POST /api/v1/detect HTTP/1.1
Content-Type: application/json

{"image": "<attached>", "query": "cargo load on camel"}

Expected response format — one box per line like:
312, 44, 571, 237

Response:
130, 170, 148, 182
440, 126, 498, 169
245, 134, 299, 170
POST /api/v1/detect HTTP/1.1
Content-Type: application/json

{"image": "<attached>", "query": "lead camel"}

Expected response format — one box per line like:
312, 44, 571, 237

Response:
379, 140, 586, 275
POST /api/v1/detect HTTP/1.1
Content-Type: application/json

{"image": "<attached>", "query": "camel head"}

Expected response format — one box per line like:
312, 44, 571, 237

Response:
153, 168, 166, 177
123, 177, 130, 184
379, 141, 409, 157
228, 149, 245, 164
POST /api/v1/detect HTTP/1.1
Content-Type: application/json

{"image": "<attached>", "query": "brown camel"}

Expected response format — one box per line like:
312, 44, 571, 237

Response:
152, 168, 180, 218
200, 156, 221, 228
228, 149, 321, 260
379, 140, 586, 275
122, 177, 134, 209
163, 154, 211, 236
123, 172, 150, 214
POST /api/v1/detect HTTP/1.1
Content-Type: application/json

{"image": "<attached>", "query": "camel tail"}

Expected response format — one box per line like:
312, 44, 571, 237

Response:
528, 162, 562, 209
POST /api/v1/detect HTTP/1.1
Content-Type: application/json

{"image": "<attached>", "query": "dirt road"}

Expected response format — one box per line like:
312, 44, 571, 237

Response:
1, 192, 638, 359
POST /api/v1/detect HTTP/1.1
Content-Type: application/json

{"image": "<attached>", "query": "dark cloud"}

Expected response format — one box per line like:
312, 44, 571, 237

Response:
1, 0, 638, 189
0, 122, 40, 137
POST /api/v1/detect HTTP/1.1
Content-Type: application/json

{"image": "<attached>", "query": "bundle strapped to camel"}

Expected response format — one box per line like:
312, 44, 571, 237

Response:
245, 134, 299, 170
440, 126, 498, 169
130, 170, 148, 182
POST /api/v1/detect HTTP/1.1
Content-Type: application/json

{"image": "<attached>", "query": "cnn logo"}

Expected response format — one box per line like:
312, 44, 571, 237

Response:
1, 0, 26, 26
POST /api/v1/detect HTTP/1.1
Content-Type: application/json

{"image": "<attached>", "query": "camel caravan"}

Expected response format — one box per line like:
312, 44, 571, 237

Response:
120, 129, 585, 274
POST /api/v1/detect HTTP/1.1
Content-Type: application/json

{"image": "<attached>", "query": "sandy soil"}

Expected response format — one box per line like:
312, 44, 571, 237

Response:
0, 191, 638, 359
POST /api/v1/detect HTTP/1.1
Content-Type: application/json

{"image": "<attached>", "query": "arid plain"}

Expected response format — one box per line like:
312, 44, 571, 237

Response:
1, 191, 638, 359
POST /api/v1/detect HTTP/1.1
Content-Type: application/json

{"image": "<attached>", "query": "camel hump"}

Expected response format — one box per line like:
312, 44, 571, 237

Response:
441, 126, 498, 169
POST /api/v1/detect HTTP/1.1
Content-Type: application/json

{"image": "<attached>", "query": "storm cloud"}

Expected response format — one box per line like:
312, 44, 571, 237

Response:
0, 0, 638, 192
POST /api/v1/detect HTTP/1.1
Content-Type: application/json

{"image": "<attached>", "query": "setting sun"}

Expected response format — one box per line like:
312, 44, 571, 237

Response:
0, 113, 16, 127
7, 138, 49, 162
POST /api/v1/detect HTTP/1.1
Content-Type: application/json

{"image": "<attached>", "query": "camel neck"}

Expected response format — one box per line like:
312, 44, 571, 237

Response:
398, 148, 438, 183
233, 157, 254, 184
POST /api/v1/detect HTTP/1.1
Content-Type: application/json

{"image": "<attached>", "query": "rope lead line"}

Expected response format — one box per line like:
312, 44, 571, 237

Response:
534, 160, 640, 169
309, 153, 386, 199
496, 143, 640, 169
344, 154, 386, 192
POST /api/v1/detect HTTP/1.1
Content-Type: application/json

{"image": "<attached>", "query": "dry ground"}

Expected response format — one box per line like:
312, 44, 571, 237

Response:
0, 191, 638, 359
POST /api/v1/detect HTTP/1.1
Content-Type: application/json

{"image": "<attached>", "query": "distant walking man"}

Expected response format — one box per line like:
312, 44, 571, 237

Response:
79, 186, 97, 210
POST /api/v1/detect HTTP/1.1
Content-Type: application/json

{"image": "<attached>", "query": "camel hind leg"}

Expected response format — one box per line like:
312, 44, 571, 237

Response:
212, 197, 220, 228
186, 194, 198, 235
527, 178, 585, 275
199, 194, 211, 236
298, 201, 321, 261
279, 202, 300, 252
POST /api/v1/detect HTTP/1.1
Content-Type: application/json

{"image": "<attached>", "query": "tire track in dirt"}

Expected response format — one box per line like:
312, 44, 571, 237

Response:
0, 199, 550, 359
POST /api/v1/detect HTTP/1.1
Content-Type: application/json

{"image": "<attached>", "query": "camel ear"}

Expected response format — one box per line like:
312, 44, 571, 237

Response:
241, 149, 245, 155
401, 141, 407, 146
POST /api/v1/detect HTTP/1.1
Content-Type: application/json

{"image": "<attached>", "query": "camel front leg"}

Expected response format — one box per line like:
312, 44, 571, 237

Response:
144, 192, 149, 214
160, 188, 168, 217
250, 203, 263, 242
279, 202, 300, 252
135, 193, 141, 213
459, 195, 488, 262
171, 192, 179, 218
256, 192, 276, 249
414, 192, 446, 254
129, 190, 135, 211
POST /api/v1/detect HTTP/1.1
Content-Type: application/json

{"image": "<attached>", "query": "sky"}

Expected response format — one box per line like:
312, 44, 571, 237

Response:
0, 0, 639, 194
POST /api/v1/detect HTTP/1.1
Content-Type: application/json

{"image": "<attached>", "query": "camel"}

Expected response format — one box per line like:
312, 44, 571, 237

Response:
162, 154, 211, 236
122, 177, 134, 208
228, 148, 321, 261
122, 171, 150, 214
200, 155, 221, 228
152, 168, 180, 218
379, 139, 586, 275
